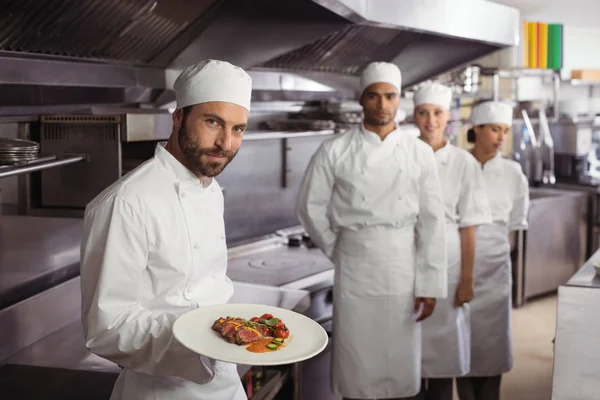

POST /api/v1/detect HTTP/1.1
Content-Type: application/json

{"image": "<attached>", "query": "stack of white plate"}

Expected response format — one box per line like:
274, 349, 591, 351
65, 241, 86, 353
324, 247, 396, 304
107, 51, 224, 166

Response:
0, 138, 40, 164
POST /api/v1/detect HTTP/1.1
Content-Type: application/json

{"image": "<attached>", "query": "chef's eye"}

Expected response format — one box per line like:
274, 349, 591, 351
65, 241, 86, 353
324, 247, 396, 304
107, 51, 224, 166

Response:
434, 110, 444, 116
234, 126, 246, 134
386, 93, 397, 100
207, 119, 220, 127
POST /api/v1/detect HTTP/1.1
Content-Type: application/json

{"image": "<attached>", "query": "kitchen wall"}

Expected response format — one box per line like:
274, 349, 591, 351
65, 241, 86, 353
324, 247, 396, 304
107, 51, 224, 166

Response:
482, 1, 600, 104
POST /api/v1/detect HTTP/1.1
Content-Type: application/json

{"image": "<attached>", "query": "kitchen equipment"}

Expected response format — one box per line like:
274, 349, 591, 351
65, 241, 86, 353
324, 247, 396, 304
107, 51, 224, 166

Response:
173, 303, 328, 366
539, 108, 556, 184
452, 65, 481, 95
589, 98, 600, 116
512, 111, 542, 184
0, 138, 40, 165
516, 189, 587, 306
559, 98, 590, 119
258, 119, 336, 132
551, 117, 594, 181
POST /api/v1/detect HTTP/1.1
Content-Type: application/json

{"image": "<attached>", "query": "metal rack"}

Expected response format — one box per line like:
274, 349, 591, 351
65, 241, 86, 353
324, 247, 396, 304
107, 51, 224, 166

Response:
0, 154, 87, 179
481, 68, 561, 121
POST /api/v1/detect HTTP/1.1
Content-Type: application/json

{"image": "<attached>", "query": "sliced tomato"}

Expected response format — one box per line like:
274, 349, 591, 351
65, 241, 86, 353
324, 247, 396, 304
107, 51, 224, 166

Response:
275, 327, 290, 339
260, 313, 274, 320
273, 319, 285, 329
250, 317, 260, 323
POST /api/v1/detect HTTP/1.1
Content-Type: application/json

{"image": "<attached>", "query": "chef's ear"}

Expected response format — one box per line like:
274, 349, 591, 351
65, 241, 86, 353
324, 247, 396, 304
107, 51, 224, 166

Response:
172, 108, 184, 127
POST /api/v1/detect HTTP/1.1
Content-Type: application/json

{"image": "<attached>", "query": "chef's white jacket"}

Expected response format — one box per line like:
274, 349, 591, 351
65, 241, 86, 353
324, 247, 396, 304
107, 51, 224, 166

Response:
80, 144, 244, 399
296, 125, 447, 298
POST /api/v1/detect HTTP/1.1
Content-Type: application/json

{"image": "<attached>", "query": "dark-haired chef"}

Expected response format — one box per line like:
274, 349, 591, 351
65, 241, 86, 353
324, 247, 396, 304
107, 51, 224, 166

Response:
80, 59, 252, 400
456, 101, 530, 400
297, 61, 448, 399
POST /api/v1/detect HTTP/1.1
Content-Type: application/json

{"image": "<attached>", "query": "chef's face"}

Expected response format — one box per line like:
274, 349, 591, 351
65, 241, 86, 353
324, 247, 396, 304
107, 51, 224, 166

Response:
474, 123, 510, 153
173, 102, 249, 177
360, 82, 399, 126
413, 104, 450, 142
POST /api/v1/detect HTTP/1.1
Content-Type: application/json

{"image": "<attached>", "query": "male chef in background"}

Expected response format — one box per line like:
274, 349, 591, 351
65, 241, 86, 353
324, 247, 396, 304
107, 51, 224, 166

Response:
80, 59, 251, 400
297, 62, 448, 399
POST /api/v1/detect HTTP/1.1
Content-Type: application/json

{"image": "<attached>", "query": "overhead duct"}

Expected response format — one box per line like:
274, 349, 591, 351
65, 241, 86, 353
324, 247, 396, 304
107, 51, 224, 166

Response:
0, 0, 519, 112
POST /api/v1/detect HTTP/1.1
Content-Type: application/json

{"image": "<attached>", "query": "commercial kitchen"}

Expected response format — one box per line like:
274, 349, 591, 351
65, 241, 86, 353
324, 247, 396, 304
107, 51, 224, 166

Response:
1, 0, 600, 399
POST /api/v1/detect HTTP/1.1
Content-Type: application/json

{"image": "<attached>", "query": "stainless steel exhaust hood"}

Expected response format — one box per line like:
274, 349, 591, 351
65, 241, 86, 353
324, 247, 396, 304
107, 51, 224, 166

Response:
0, 0, 518, 113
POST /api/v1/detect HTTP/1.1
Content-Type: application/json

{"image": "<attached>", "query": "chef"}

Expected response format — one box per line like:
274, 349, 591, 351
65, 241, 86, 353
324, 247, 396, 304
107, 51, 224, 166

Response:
413, 83, 491, 400
80, 59, 252, 400
296, 62, 448, 399
456, 101, 529, 400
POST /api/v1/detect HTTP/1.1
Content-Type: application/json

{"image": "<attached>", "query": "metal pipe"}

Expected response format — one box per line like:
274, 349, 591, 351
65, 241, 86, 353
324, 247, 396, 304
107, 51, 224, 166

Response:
553, 72, 561, 122
492, 72, 500, 101
0, 154, 86, 179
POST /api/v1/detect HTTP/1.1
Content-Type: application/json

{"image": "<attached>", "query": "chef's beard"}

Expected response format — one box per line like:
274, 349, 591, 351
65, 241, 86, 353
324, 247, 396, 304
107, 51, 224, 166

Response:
363, 111, 396, 126
178, 121, 238, 178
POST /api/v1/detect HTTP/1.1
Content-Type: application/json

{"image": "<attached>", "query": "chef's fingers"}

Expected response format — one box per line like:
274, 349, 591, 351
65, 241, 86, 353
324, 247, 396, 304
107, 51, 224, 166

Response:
416, 298, 436, 322
414, 297, 423, 313
454, 288, 462, 308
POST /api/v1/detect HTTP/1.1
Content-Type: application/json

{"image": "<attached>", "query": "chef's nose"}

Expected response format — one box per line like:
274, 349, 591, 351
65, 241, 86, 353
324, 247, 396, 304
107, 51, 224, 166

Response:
216, 129, 232, 151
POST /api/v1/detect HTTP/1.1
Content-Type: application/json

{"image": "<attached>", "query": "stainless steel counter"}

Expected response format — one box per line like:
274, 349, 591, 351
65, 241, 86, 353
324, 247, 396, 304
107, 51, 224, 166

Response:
552, 249, 600, 400
566, 249, 600, 288
0, 216, 83, 308
4, 280, 311, 376
227, 236, 334, 287
517, 188, 587, 306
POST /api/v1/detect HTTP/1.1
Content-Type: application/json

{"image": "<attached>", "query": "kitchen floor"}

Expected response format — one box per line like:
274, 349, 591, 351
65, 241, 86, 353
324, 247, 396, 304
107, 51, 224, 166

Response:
502, 293, 557, 400
453, 293, 558, 400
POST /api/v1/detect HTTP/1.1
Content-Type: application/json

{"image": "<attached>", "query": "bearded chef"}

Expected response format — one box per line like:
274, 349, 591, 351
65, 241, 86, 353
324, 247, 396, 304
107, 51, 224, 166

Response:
296, 61, 448, 400
80, 59, 252, 400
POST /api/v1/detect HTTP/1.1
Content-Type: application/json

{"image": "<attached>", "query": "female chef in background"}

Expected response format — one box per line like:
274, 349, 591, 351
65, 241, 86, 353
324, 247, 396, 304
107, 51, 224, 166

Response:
456, 101, 530, 400
412, 83, 491, 400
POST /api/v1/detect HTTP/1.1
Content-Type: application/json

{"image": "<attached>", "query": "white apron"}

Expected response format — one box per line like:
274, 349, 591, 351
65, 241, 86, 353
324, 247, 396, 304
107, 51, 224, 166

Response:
421, 224, 470, 378
111, 362, 245, 400
332, 225, 421, 399
467, 224, 513, 377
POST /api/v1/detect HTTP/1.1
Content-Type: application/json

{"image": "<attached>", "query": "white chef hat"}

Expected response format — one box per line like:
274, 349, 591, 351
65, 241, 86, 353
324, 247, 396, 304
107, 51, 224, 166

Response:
470, 101, 513, 126
360, 62, 402, 94
413, 83, 453, 110
174, 59, 252, 112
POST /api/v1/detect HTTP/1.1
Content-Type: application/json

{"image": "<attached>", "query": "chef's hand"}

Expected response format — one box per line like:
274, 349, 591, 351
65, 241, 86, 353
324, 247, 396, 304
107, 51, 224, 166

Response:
414, 297, 436, 322
454, 279, 474, 308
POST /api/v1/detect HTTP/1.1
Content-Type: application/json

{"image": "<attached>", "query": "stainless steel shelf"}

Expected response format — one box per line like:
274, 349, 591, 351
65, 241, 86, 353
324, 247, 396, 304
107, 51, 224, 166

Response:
0, 154, 87, 179
243, 129, 336, 141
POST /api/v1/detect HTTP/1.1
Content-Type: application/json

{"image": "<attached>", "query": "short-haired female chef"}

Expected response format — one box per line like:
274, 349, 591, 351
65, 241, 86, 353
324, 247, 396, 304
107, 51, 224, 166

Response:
456, 101, 530, 400
411, 83, 491, 400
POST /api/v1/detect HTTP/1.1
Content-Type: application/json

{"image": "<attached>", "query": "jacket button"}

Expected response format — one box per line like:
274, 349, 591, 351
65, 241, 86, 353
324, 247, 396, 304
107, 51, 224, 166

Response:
194, 243, 200, 249
180, 192, 187, 198
220, 235, 225, 240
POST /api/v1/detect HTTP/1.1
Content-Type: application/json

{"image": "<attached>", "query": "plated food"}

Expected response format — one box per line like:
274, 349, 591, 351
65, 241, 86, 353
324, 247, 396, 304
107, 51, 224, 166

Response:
173, 303, 328, 366
212, 313, 291, 353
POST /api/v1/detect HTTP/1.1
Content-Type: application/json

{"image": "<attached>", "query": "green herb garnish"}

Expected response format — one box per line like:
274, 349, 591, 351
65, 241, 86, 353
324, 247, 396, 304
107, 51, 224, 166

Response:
260, 318, 280, 327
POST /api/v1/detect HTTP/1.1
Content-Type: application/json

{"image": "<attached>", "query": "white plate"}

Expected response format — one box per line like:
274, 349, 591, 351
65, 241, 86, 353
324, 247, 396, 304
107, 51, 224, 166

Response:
173, 303, 328, 366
